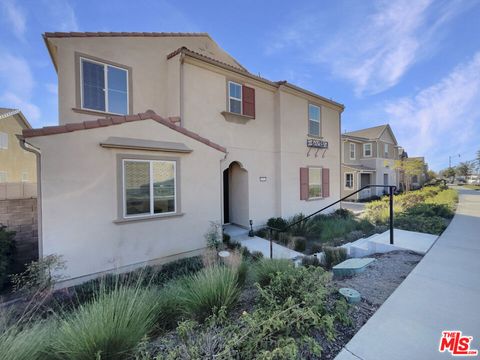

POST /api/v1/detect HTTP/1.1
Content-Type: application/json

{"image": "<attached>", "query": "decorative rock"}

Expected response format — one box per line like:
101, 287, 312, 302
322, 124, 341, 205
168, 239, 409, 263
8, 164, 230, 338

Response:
339, 287, 361, 304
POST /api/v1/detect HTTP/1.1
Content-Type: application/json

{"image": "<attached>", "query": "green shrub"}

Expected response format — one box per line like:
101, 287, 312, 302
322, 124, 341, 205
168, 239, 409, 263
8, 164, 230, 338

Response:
222, 233, 231, 245
345, 230, 364, 242
51, 281, 159, 360
404, 203, 454, 219
250, 251, 264, 262
395, 215, 447, 235
177, 266, 240, 321
278, 232, 291, 245
287, 213, 311, 236
426, 189, 458, 210
254, 228, 268, 238
266, 217, 288, 231
236, 261, 249, 287
156, 280, 184, 330
323, 247, 347, 270
333, 208, 354, 219
355, 219, 375, 235
301, 255, 321, 267
310, 242, 323, 254
0, 225, 15, 291
253, 259, 294, 287
0, 322, 52, 360
293, 236, 306, 252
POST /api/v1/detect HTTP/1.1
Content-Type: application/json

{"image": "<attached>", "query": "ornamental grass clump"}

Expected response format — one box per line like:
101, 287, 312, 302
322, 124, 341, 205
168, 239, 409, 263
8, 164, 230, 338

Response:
50, 280, 159, 360
177, 265, 241, 321
0, 322, 52, 360
253, 258, 294, 287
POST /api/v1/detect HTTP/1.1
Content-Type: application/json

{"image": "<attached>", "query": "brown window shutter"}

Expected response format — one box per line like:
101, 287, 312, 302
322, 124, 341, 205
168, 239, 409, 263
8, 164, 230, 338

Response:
322, 168, 330, 198
300, 167, 309, 200
242, 85, 255, 117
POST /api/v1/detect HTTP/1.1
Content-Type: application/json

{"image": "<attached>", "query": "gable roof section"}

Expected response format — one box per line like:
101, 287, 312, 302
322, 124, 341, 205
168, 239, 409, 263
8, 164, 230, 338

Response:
43, 32, 247, 73
0, 108, 31, 128
22, 110, 226, 153
167, 47, 345, 111
344, 124, 397, 144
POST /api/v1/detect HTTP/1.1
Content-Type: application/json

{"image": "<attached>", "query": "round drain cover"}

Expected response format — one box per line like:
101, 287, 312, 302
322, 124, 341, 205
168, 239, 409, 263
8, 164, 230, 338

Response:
339, 287, 361, 304
218, 251, 231, 258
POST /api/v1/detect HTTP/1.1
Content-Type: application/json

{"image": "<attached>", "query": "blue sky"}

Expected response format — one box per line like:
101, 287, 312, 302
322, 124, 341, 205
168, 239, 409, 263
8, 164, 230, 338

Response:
1, 0, 479, 171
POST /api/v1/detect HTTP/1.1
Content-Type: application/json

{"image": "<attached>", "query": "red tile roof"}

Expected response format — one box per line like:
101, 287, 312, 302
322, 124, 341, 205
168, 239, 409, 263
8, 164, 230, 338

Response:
22, 110, 226, 153
44, 32, 210, 38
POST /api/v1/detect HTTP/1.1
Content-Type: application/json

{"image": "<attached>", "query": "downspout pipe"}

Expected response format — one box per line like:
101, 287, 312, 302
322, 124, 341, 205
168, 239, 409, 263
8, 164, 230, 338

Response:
17, 135, 43, 260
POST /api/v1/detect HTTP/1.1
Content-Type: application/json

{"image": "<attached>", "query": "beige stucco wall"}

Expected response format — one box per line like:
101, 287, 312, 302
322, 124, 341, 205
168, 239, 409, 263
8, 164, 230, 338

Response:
50, 36, 242, 124
27, 120, 224, 281
0, 114, 36, 183
181, 60, 342, 225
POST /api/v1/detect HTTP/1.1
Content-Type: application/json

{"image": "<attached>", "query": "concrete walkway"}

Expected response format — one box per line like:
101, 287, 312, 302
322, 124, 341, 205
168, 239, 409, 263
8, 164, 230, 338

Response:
336, 188, 480, 359
223, 224, 303, 260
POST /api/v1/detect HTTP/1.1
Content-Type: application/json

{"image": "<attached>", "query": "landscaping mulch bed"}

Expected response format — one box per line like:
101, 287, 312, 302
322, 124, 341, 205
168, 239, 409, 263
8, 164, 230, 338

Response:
334, 250, 423, 306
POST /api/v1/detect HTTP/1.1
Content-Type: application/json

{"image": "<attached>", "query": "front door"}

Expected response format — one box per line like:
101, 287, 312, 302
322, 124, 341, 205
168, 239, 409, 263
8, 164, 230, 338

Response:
223, 169, 230, 224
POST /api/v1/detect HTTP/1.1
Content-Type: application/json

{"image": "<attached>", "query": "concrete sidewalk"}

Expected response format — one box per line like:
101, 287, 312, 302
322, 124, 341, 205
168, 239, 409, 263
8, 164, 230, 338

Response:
336, 189, 480, 360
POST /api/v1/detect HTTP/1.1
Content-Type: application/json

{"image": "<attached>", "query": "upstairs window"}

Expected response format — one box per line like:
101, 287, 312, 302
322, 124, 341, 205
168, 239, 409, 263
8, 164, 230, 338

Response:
123, 159, 176, 218
81, 58, 128, 115
363, 143, 372, 157
349, 143, 356, 160
384, 143, 389, 157
308, 104, 321, 136
0, 132, 8, 149
228, 81, 255, 117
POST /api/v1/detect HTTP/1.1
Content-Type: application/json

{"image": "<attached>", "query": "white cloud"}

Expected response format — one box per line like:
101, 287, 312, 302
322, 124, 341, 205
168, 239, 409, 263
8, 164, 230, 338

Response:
385, 52, 480, 170
1, 0, 26, 40
45, 83, 58, 95
266, 0, 469, 96
0, 52, 40, 122
41, 0, 79, 31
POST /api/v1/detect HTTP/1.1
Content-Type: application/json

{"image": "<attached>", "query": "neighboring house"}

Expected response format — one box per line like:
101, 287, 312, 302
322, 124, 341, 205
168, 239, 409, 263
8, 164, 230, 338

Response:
21, 32, 344, 284
406, 156, 429, 189
341, 124, 401, 200
0, 108, 37, 197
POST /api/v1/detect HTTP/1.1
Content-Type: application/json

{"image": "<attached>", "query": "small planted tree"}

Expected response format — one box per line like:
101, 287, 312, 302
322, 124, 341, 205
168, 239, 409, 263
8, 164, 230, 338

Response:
395, 158, 425, 191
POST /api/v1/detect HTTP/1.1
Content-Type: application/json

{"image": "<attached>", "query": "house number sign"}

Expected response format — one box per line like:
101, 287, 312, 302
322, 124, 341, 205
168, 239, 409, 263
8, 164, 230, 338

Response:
306, 139, 328, 149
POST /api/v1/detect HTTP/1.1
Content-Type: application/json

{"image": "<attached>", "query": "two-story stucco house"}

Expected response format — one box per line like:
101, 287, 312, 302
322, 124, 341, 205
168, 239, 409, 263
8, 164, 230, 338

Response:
20, 32, 344, 285
341, 124, 401, 200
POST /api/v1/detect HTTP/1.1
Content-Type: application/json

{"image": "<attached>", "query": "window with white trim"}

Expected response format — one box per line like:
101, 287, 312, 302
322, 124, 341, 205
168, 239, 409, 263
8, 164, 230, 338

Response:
363, 143, 372, 157
345, 173, 354, 189
349, 143, 356, 160
81, 57, 128, 114
308, 167, 322, 198
228, 81, 242, 114
0, 172, 6, 183
384, 143, 389, 157
123, 159, 176, 217
21, 172, 28, 182
0, 132, 8, 149
308, 104, 321, 136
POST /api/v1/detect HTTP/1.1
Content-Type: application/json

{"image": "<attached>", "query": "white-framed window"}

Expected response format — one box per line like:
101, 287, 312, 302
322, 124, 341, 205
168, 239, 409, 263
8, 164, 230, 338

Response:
384, 143, 389, 157
349, 143, 356, 160
80, 57, 128, 115
21, 172, 28, 182
123, 159, 176, 218
228, 81, 242, 114
0, 171, 6, 183
308, 167, 322, 198
363, 143, 372, 157
345, 173, 354, 189
0, 132, 8, 149
308, 104, 321, 136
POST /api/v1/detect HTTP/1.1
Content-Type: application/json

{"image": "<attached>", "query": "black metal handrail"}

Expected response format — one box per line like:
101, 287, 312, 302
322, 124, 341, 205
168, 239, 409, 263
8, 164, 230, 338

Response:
266, 185, 397, 258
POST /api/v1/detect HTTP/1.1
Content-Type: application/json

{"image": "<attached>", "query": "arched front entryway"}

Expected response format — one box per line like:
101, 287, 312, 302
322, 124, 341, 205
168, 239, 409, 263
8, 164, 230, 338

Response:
223, 161, 249, 227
